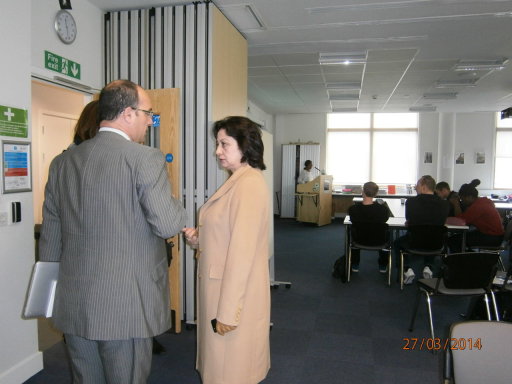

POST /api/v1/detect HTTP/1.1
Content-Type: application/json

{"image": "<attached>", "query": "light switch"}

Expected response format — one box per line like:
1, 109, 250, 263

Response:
12, 202, 21, 223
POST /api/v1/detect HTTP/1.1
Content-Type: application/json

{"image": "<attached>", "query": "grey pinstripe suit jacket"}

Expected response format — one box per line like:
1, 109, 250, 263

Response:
39, 131, 187, 340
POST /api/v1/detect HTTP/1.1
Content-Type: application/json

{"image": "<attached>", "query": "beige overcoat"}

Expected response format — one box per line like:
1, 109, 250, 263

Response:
196, 164, 271, 384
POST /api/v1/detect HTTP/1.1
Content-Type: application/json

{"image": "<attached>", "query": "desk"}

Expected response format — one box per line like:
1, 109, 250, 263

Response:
333, 193, 414, 216
494, 202, 512, 217
343, 216, 469, 282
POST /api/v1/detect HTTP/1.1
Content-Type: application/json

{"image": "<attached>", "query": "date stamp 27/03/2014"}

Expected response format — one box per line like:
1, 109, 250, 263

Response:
402, 337, 482, 351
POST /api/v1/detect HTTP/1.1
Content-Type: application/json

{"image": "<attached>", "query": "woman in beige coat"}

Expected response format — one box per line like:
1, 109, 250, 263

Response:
183, 116, 271, 384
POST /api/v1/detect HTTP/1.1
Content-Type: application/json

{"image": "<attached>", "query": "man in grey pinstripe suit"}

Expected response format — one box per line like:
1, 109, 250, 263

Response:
39, 79, 187, 383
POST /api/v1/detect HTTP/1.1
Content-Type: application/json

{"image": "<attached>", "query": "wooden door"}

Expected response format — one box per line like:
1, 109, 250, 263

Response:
147, 89, 182, 333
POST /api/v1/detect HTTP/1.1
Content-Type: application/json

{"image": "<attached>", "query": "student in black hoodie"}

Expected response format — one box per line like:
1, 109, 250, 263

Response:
394, 175, 449, 284
348, 182, 390, 273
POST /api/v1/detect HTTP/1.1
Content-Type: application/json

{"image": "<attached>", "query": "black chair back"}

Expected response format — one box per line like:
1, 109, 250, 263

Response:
408, 225, 447, 250
442, 252, 499, 289
351, 222, 389, 247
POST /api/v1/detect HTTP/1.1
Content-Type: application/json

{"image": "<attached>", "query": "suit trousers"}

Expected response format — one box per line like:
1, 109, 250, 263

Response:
65, 334, 153, 384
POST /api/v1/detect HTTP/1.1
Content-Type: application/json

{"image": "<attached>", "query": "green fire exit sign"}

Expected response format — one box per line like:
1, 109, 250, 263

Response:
44, 50, 81, 80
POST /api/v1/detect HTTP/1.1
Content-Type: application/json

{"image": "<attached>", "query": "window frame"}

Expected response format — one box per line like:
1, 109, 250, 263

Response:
327, 113, 418, 186
494, 113, 512, 189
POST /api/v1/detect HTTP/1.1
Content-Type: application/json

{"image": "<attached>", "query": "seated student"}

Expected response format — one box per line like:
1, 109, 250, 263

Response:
394, 175, 449, 284
435, 181, 459, 217
348, 181, 390, 273
448, 179, 504, 252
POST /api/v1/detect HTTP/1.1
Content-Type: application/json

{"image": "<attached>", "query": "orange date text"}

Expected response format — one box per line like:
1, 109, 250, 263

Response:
402, 337, 482, 351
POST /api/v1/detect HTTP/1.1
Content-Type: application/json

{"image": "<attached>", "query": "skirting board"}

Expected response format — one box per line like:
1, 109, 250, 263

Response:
0, 351, 43, 384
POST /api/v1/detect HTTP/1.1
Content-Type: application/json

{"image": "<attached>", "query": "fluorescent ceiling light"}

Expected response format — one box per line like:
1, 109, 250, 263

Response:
409, 105, 436, 112
329, 94, 360, 101
454, 58, 508, 71
319, 52, 367, 65
332, 107, 358, 112
325, 82, 361, 90
435, 79, 479, 88
423, 92, 457, 100
308, 1, 431, 14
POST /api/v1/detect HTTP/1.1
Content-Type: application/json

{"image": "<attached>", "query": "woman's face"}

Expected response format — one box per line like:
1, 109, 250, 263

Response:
215, 129, 244, 172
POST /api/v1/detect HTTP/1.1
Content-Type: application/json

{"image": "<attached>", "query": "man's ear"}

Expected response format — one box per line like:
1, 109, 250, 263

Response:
121, 107, 133, 123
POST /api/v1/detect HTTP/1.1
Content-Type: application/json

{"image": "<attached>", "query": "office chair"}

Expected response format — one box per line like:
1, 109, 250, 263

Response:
399, 225, 447, 290
444, 321, 512, 384
348, 222, 392, 286
409, 252, 500, 343
469, 219, 512, 271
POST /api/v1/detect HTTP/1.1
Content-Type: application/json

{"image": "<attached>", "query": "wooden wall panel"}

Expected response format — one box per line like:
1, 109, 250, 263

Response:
212, 7, 248, 120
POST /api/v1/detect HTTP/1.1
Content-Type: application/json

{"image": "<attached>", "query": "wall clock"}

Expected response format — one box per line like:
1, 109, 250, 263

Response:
54, 10, 77, 44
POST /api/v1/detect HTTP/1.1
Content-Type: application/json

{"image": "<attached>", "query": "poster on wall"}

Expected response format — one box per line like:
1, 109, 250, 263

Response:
2, 141, 32, 193
475, 151, 485, 164
424, 151, 432, 164
455, 152, 465, 165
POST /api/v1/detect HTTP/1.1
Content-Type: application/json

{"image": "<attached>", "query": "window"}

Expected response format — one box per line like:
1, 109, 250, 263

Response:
327, 113, 418, 186
495, 114, 512, 188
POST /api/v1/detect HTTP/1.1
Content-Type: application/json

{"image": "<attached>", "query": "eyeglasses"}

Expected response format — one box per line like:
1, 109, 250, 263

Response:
132, 107, 154, 118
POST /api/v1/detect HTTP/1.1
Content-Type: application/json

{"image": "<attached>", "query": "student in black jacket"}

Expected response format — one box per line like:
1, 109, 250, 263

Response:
395, 175, 449, 284
348, 182, 390, 273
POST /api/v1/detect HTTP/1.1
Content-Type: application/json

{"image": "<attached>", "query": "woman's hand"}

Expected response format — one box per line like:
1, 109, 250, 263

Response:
216, 320, 237, 336
182, 227, 199, 247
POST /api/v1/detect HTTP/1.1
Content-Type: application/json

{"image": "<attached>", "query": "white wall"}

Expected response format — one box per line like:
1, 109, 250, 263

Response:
418, 113, 440, 178
453, 113, 497, 192
267, 110, 510, 202
0, 1, 104, 382
0, 2, 43, 383
31, 0, 103, 90
248, 100, 274, 135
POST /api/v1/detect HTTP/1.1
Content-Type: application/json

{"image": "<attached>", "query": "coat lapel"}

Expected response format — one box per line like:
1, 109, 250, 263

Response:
200, 164, 251, 217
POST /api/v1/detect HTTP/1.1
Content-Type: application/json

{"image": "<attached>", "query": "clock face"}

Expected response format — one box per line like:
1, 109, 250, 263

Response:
54, 10, 77, 44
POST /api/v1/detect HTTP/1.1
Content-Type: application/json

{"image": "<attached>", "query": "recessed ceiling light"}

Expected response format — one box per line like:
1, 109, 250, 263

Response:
409, 105, 437, 112
325, 82, 361, 90
454, 58, 508, 71
329, 94, 360, 101
423, 92, 458, 100
435, 79, 479, 88
319, 52, 367, 65
331, 107, 358, 112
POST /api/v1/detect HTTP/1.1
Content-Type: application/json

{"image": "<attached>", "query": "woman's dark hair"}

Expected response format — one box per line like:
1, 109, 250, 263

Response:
98, 79, 139, 122
435, 181, 450, 191
213, 116, 266, 170
304, 160, 312, 168
458, 179, 480, 198
73, 100, 99, 145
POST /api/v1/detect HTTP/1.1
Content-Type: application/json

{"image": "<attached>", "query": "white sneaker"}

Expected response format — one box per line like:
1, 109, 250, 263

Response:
423, 266, 433, 279
403, 268, 415, 285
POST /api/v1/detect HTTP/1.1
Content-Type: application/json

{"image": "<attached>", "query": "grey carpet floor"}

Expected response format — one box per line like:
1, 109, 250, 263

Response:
26, 217, 481, 384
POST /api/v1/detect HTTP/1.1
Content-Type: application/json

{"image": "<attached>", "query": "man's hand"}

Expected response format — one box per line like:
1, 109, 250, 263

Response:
181, 227, 199, 247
